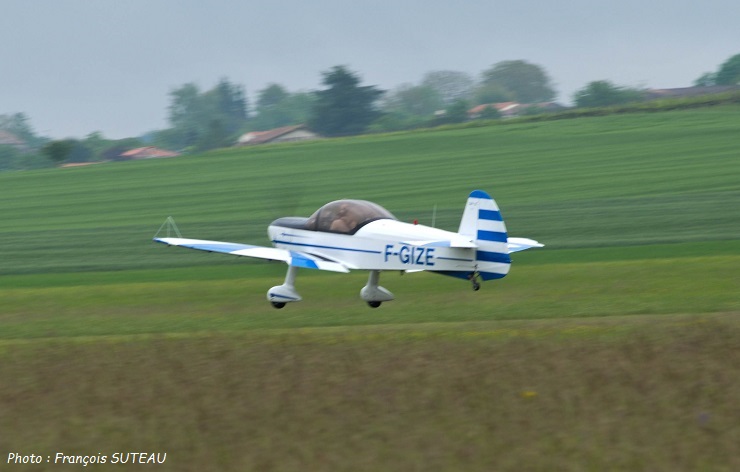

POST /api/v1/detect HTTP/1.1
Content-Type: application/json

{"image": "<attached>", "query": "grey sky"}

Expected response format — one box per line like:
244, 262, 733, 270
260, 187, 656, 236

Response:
2, 1, 738, 139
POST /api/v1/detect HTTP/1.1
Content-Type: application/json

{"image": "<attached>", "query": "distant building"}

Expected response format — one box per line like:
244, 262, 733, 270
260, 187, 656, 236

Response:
119, 146, 179, 160
60, 162, 102, 168
0, 130, 27, 151
468, 102, 521, 119
645, 86, 740, 100
468, 102, 565, 119
236, 125, 319, 146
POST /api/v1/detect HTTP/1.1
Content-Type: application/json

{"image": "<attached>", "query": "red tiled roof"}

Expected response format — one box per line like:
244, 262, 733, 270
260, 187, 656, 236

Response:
0, 130, 25, 146
468, 102, 521, 115
238, 125, 306, 145
120, 146, 179, 159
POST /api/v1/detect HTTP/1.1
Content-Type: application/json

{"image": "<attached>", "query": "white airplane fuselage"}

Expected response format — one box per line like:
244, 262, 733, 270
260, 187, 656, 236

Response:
268, 218, 502, 274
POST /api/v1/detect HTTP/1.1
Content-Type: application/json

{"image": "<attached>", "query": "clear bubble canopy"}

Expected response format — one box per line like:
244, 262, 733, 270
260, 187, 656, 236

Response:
306, 199, 397, 234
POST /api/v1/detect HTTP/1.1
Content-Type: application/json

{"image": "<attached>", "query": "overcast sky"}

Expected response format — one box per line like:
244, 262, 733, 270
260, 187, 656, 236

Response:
2, 1, 738, 139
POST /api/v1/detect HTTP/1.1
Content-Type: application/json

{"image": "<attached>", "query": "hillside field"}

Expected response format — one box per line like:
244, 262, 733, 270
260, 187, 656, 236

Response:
1, 107, 739, 470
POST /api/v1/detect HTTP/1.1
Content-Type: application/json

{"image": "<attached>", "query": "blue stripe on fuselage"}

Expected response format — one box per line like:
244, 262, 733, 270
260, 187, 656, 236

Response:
434, 270, 506, 281
476, 250, 511, 264
272, 239, 382, 254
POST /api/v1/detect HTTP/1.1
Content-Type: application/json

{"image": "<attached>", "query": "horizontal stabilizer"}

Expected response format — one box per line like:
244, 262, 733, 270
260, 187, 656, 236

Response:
507, 237, 545, 253
401, 239, 477, 249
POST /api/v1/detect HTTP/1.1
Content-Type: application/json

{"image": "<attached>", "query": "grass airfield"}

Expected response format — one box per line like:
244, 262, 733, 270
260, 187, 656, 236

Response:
1, 108, 739, 470
4, 314, 739, 470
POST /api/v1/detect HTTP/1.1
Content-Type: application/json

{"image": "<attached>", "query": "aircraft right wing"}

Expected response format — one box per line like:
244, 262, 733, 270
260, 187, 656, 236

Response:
154, 237, 350, 273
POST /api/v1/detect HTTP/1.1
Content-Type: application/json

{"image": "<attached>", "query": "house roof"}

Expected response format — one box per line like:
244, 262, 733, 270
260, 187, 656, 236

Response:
120, 146, 179, 159
468, 102, 521, 115
468, 101, 566, 116
0, 130, 25, 146
646, 86, 740, 99
237, 125, 308, 145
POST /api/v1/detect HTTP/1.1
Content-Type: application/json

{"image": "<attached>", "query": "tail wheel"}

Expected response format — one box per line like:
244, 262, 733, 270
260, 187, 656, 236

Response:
468, 271, 481, 291
271, 302, 286, 309
367, 301, 382, 308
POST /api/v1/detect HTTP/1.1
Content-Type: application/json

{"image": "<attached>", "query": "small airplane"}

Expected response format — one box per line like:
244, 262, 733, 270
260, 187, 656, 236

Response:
154, 190, 543, 308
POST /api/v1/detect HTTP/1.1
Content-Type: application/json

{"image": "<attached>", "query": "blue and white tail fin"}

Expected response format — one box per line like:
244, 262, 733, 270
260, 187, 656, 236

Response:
458, 190, 511, 280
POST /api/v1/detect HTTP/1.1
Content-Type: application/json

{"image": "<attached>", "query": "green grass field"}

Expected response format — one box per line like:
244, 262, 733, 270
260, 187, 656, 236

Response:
1, 108, 739, 470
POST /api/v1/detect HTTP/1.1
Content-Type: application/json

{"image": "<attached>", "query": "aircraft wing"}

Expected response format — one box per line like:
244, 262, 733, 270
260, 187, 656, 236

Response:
154, 237, 350, 273
507, 237, 545, 253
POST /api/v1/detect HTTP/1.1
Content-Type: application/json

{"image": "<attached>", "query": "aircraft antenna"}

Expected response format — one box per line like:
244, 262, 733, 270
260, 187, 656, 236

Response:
153, 216, 183, 239
432, 204, 437, 228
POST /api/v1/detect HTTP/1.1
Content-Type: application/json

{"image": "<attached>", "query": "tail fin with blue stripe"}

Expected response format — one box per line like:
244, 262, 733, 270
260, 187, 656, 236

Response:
458, 190, 511, 280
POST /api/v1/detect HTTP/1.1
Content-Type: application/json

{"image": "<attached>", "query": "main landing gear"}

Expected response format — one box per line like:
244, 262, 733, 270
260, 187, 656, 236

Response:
360, 270, 395, 308
267, 267, 395, 309
267, 265, 302, 309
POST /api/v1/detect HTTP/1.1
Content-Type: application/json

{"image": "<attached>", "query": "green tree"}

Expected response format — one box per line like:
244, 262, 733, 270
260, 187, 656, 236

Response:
367, 112, 426, 133
480, 60, 556, 103
67, 140, 94, 163
573, 81, 644, 108
251, 85, 315, 131
694, 53, 740, 87
694, 72, 718, 87
167, 83, 204, 148
207, 78, 249, 135
0, 145, 23, 171
41, 140, 74, 164
715, 53, 740, 85
195, 119, 229, 152
372, 83, 446, 132
430, 99, 470, 126
0, 113, 45, 148
444, 100, 470, 123
81, 131, 113, 161
309, 66, 384, 137
420, 70, 474, 105
472, 83, 514, 105
383, 84, 444, 117
477, 105, 502, 120
0, 145, 49, 171
166, 78, 248, 150
257, 83, 290, 109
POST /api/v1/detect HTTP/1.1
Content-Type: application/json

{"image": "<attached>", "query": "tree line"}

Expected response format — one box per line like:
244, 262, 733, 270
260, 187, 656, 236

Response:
2, 53, 739, 171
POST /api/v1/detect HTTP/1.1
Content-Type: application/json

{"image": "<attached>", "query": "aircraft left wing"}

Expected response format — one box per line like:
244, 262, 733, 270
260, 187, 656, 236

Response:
154, 237, 350, 273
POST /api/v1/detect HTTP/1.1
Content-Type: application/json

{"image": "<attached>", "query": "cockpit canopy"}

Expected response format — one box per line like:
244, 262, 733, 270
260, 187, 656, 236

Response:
306, 199, 397, 234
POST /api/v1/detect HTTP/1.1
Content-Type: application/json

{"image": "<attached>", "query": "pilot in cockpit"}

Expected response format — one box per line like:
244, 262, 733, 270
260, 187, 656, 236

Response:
330, 203, 358, 233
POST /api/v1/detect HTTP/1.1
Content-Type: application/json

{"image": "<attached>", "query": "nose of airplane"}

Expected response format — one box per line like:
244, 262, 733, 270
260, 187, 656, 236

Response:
267, 217, 310, 242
